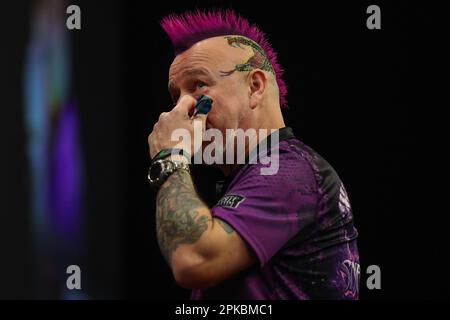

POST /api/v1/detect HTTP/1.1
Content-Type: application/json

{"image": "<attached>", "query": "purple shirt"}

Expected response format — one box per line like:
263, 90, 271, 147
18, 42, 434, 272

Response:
191, 127, 359, 300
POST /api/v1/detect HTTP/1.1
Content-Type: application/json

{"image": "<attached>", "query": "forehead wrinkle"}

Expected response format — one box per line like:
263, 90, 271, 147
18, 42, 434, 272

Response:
168, 55, 218, 93
168, 66, 213, 93
168, 37, 247, 91
169, 41, 229, 76
182, 66, 214, 79
170, 52, 213, 75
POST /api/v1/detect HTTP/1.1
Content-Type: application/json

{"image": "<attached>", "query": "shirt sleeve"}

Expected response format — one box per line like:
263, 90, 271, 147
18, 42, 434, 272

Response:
212, 151, 319, 267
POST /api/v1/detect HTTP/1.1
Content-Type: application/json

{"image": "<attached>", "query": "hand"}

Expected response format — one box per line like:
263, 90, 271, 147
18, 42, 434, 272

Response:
148, 95, 207, 160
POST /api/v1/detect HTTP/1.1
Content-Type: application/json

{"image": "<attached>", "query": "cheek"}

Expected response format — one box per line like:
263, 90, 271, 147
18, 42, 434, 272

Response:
206, 82, 247, 128
207, 99, 235, 129
205, 103, 223, 130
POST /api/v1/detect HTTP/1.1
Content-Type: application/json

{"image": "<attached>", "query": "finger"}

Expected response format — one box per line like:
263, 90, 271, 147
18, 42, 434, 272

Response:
173, 95, 196, 117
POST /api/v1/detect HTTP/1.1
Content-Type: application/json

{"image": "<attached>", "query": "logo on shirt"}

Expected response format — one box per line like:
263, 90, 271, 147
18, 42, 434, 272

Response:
216, 194, 245, 209
339, 259, 360, 298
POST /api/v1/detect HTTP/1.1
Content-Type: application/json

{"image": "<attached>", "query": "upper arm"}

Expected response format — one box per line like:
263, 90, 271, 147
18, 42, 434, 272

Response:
202, 217, 257, 282
171, 216, 257, 289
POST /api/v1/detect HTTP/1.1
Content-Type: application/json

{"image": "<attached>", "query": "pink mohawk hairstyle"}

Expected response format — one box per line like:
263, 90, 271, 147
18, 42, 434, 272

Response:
161, 9, 288, 108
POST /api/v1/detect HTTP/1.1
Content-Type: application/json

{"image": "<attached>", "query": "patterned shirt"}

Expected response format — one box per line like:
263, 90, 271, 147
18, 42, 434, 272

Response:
191, 127, 360, 299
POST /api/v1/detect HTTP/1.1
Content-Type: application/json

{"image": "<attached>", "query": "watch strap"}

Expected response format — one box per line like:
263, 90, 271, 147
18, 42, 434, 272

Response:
151, 148, 191, 164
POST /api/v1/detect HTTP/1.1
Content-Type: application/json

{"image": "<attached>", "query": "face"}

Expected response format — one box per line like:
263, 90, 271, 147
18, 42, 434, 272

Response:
168, 36, 254, 146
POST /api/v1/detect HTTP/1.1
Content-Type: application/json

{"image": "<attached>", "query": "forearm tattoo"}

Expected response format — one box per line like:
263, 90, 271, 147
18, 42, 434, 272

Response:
156, 169, 210, 263
220, 36, 275, 76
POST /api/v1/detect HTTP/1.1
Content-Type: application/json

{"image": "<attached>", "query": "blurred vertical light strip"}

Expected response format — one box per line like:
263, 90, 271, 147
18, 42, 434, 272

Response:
24, 0, 85, 299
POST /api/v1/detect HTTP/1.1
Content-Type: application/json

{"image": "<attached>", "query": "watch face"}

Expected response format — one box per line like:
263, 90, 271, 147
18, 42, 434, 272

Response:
147, 160, 180, 187
149, 161, 163, 182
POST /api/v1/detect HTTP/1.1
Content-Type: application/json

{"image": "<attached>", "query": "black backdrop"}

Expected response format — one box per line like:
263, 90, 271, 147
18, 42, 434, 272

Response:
1, 1, 444, 299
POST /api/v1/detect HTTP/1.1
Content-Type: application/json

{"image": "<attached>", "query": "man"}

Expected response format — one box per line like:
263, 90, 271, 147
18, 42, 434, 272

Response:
147, 10, 360, 299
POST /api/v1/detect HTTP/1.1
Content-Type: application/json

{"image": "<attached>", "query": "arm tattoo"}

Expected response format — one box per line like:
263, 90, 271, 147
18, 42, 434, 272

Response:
156, 169, 211, 263
220, 36, 275, 76
216, 218, 235, 234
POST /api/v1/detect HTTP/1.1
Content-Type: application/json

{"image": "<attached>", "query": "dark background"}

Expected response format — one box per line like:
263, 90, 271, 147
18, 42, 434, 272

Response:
1, 1, 442, 299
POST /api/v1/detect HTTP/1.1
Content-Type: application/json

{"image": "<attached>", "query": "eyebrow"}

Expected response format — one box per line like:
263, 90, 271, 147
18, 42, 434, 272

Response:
168, 67, 213, 93
182, 68, 212, 79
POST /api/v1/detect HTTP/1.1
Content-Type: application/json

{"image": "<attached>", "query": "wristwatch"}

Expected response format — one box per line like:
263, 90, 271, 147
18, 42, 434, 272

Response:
147, 158, 190, 189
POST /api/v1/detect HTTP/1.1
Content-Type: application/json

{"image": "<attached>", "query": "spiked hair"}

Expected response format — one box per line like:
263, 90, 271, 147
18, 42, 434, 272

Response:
161, 9, 287, 108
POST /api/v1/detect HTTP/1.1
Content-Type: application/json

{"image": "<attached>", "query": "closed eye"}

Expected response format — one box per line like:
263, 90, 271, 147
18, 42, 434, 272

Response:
196, 81, 207, 89
169, 80, 208, 106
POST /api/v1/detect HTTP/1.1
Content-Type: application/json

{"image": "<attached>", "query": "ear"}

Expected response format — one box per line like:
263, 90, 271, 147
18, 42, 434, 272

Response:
248, 70, 268, 110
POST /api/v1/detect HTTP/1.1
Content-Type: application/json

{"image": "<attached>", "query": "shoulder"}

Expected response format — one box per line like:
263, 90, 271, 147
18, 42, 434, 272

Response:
238, 138, 318, 187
